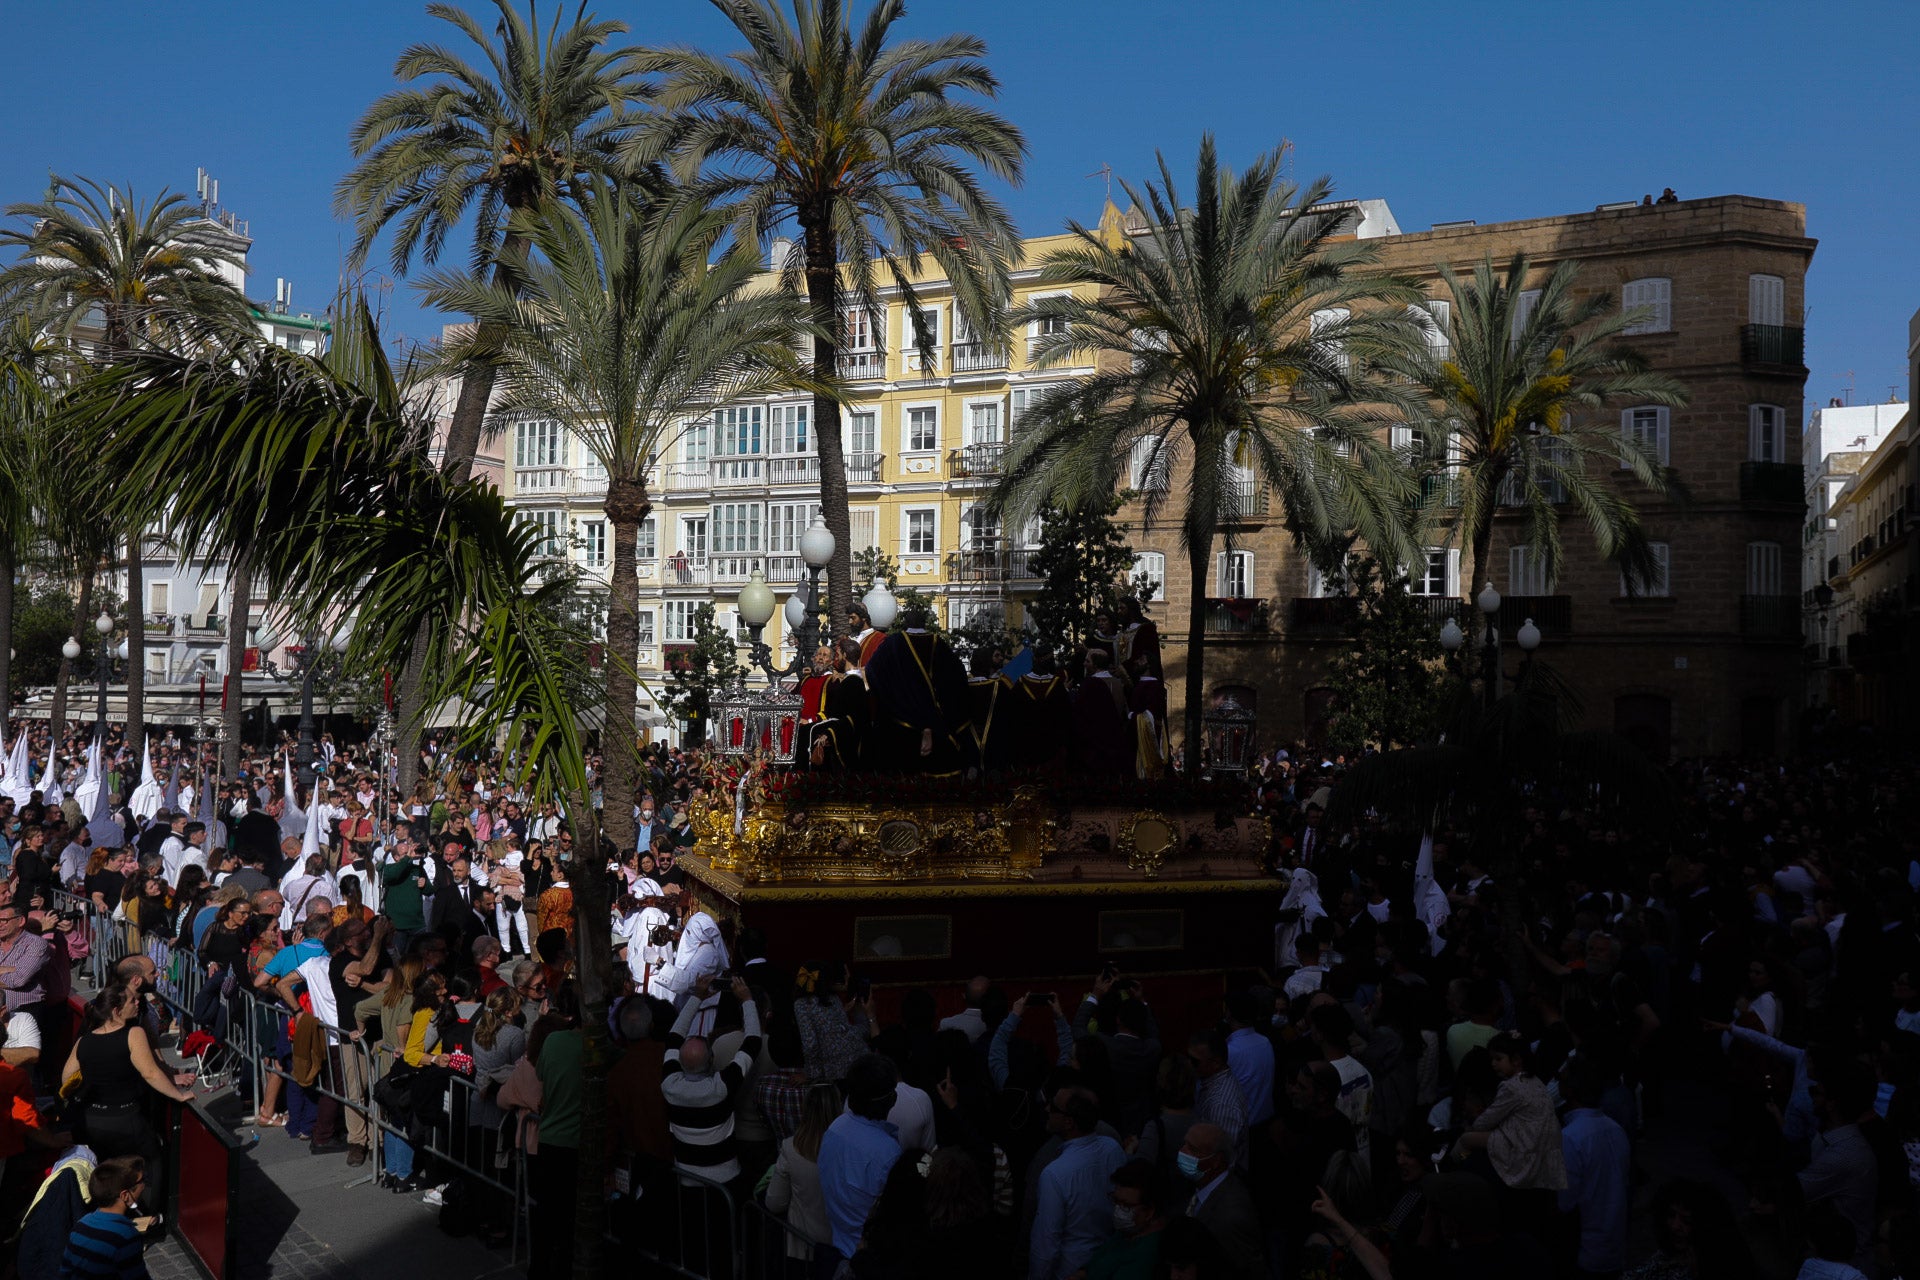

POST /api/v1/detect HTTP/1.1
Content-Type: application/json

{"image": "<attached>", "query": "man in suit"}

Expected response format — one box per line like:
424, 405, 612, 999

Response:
1179, 1123, 1265, 1280
429, 854, 490, 950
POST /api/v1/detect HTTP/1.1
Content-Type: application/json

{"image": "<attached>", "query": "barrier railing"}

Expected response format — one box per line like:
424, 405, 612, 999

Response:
747, 1197, 830, 1280
610, 1166, 746, 1280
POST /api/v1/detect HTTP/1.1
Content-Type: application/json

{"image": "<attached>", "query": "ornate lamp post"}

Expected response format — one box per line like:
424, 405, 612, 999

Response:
1440, 585, 1540, 706
737, 518, 837, 686
93, 611, 115, 739
292, 622, 350, 778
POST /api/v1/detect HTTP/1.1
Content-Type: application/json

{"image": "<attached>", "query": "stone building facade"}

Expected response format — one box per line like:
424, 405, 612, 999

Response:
1126, 194, 1817, 760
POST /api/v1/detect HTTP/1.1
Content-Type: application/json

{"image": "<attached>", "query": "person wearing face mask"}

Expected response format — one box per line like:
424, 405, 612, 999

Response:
1176, 1123, 1264, 1280
632, 797, 660, 856
1077, 1158, 1166, 1280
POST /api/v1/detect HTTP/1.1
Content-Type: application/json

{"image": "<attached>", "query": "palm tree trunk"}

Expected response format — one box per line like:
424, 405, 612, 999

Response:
1467, 461, 1506, 607
222, 552, 252, 776
803, 214, 854, 640
0, 541, 13, 727
1182, 537, 1214, 774
567, 799, 614, 1280
601, 479, 649, 859
125, 531, 144, 745
51, 563, 95, 743
393, 233, 530, 792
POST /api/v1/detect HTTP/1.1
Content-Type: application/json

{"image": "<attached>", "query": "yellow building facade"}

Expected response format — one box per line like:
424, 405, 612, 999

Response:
499, 226, 1103, 722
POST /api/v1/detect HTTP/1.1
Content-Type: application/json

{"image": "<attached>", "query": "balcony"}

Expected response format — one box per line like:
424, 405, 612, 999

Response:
1217, 482, 1269, 524
837, 350, 885, 381
1288, 596, 1359, 637
951, 342, 1009, 373
946, 547, 1040, 583
513, 467, 609, 499
765, 555, 805, 584
1206, 597, 1271, 635
947, 442, 1006, 478
1421, 474, 1462, 508
1739, 594, 1800, 639
710, 555, 765, 585
846, 452, 884, 484
768, 455, 821, 487
661, 555, 711, 587
664, 463, 711, 493
1741, 323, 1805, 368
1739, 461, 1804, 505
713, 459, 766, 488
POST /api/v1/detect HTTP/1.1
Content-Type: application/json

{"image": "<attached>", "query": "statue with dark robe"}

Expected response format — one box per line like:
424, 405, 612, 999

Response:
810, 639, 869, 771
1000, 656, 1073, 773
1071, 649, 1134, 781
862, 611, 975, 775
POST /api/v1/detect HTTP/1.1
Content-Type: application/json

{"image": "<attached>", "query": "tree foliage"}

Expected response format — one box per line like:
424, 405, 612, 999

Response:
661, 602, 741, 747
1319, 556, 1448, 753
1023, 493, 1137, 657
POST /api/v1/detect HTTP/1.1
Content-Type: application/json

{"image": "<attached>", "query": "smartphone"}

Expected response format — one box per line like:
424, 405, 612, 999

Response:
852, 976, 873, 1002
1028, 992, 1056, 1006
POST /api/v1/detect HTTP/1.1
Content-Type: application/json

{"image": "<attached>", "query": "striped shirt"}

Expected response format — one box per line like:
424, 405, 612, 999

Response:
60, 1210, 148, 1279
661, 998, 762, 1182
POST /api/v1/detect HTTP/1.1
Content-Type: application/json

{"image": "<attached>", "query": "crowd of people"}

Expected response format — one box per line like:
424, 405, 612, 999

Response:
0, 710, 1914, 1280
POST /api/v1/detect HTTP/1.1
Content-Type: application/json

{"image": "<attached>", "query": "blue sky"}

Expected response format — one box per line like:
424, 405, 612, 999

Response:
3, 0, 1914, 410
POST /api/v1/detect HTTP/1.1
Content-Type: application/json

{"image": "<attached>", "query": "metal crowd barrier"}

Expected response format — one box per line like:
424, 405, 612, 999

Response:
46, 904, 782, 1280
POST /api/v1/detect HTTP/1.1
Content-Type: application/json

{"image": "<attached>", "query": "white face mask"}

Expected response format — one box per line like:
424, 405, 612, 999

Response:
1111, 1204, 1138, 1233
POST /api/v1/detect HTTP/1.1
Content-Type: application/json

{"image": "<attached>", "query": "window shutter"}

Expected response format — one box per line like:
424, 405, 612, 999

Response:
1618, 408, 1634, 467
1747, 542, 1782, 595
1512, 289, 1542, 344
1390, 423, 1413, 451
1446, 548, 1461, 598
1749, 274, 1784, 327
849, 508, 878, 555
1509, 545, 1528, 594
1653, 543, 1671, 596
1656, 408, 1671, 467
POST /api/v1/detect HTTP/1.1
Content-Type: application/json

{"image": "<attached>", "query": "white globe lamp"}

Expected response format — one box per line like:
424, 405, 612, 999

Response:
799, 518, 835, 571
737, 572, 776, 629
863, 582, 898, 631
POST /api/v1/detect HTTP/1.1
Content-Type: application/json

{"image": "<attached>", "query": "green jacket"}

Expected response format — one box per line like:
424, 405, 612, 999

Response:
380, 857, 425, 929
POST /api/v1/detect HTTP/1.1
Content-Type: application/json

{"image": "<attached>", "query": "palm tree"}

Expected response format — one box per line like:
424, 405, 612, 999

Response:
0, 315, 57, 726
336, 0, 651, 482
650, 0, 1027, 632
0, 175, 254, 744
424, 181, 812, 855
989, 137, 1427, 772
336, 0, 650, 790
1392, 253, 1689, 603
59, 307, 610, 1278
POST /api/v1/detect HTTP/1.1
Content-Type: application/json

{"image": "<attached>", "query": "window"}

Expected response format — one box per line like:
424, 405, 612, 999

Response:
847, 410, 877, 458
1747, 541, 1782, 595
681, 415, 710, 463
1749, 274, 1785, 327
849, 508, 880, 557
904, 508, 936, 556
146, 649, 166, 678
1029, 293, 1071, 342
902, 304, 941, 353
679, 516, 708, 561
524, 509, 564, 556
967, 400, 1003, 446
1749, 404, 1787, 463
906, 406, 939, 452
1622, 543, 1672, 597
1621, 278, 1672, 334
514, 419, 567, 468
1411, 549, 1452, 597
1509, 546, 1551, 596
713, 502, 763, 553
1512, 288, 1542, 345
1129, 437, 1170, 491
1620, 406, 1671, 467
1310, 307, 1350, 372
580, 520, 607, 568
148, 581, 170, 615
1310, 425, 1351, 459
1010, 384, 1052, 430
635, 609, 655, 646
1216, 549, 1253, 598
715, 405, 763, 456
947, 598, 1005, 631
1411, 300, 1451, 358
663, 600, 699, 642
768, 502, 822, 554
1132, 552, 1165, 601
769, 403, 808, 455
959, 505, 1000, 551
1390, 423, 1414, 453
637, 517, 656, 560
842, 309, 875, 351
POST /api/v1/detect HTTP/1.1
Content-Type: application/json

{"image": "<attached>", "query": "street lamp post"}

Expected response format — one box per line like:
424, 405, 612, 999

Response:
92, 611, 114, 741
292, 624, 350, 779
1439, 584, 1540, 705
736, 519, 840, 686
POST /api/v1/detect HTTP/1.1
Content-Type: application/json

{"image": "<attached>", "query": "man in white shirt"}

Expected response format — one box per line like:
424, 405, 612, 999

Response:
156, 812, 191, 884
280, 854, 340, 931
937, 975, 992, 1043
56, 830, 91, 890
1, 999, 42, 1068
888, 1078, 937, 1152
1284, 935, 1328, 1003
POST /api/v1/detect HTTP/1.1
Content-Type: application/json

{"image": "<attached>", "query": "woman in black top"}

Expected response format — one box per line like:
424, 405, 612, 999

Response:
192, 898, 253, 1032
63, 982, 195, 1209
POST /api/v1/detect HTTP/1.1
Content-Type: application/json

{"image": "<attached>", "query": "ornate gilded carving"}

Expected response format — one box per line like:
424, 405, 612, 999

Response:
1122, 811, 1180, 879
